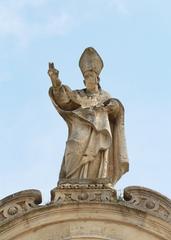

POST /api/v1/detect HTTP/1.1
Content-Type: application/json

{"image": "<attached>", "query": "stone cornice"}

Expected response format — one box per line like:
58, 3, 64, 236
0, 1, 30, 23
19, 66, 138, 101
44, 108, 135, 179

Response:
0, 187, 170, 240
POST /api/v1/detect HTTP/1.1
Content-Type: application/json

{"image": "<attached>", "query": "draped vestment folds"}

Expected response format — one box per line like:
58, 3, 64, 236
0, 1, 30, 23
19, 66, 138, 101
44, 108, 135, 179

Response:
49, 86, 129, 185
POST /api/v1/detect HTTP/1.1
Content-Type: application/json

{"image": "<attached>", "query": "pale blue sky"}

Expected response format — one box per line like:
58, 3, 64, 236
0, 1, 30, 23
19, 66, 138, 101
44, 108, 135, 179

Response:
0, 0, 170, 203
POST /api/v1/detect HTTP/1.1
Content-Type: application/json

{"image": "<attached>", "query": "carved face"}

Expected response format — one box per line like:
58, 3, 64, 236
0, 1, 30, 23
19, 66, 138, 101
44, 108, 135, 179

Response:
84, 70, 99, 91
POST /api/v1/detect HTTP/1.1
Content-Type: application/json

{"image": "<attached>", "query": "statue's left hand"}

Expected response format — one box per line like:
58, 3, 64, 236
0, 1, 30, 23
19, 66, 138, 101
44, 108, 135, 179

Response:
103, 99, 119, 113
93, 103, 104, 110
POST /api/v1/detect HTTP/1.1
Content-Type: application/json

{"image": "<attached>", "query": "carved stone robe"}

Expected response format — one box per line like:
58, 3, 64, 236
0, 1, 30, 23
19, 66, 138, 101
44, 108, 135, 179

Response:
49, 84, 128, 185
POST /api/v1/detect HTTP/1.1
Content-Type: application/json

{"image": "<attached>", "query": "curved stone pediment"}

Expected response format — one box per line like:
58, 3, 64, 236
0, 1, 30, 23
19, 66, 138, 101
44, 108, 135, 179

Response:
0, 186, 170, 240
0, 189, 42, 224
122, 186, 171, 223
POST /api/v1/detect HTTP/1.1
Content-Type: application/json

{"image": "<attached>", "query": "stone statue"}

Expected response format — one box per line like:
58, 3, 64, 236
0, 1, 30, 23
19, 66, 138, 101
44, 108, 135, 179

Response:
48, 47, 129, 187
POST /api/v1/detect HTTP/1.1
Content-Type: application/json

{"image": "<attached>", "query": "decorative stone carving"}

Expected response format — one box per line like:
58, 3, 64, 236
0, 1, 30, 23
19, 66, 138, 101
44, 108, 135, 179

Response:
50, 184, 171, 225
51, 186, 116, 205
0, 189, 42, 224
0, 186, 170, 240
120, 186, 171, 223
1, 198, 171, 240
48, 47, 129, 187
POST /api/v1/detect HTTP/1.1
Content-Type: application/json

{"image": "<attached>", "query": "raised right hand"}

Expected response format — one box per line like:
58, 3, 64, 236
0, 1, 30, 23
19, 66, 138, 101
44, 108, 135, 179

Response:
48, 62, 61, 88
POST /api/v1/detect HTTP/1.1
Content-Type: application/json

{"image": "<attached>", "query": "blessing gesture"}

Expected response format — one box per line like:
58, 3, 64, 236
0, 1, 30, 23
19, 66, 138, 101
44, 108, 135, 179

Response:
48, 62, 61, 88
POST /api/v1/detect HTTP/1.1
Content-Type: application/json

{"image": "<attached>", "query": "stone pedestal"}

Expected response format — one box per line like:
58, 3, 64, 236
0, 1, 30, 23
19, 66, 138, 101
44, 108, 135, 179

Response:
0, 186, 170, 240
51, 183, 117, 205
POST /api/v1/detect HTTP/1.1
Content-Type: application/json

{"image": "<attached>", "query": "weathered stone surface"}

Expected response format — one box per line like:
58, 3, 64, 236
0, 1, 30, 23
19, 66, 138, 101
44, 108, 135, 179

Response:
0, 187, 170, 240
51, 185, 117, 205
121, 186, 171, 223
48, 47, 129, 186
0, 189, 41, 225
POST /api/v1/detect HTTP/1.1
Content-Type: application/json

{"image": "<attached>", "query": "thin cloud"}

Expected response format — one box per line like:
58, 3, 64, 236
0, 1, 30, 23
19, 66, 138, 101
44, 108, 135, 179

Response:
15, 0, 49, 8
0, 72, 11, 83
0, 1, 73, 45
108, 0, 129, 15
0, 0, 129, 47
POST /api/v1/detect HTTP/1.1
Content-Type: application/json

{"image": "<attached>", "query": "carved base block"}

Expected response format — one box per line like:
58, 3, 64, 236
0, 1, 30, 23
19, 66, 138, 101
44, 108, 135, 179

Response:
51, 185, 117, 205
58, 177, 112, 186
